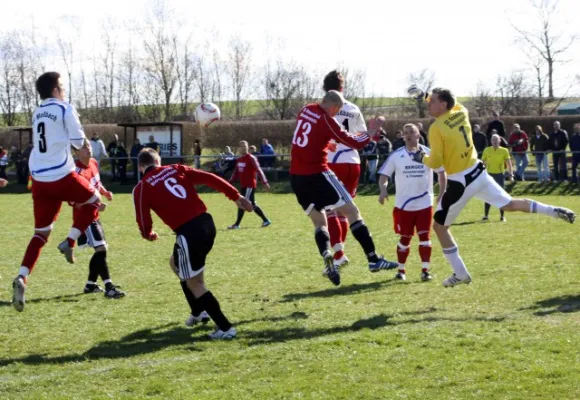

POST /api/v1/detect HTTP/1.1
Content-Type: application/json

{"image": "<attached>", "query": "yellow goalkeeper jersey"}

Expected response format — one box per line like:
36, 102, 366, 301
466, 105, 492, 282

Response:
422, 103, 478, 175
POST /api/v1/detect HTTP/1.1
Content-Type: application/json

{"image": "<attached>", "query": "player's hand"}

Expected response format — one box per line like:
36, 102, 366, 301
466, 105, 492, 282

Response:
103, 191, 113, 201
236, 196, 253, 212
98, 202, 108, 212
378, 189, 389, 205
412, 148, 426, 163
0, 178, 8, 188
147, 231, 159, 241
327, 141, 338, 152
264, 183, 271, 192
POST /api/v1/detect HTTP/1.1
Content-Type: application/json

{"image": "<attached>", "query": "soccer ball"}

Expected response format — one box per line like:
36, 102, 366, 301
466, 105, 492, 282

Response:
407, 84, 427, 100
195, 102, 221, 128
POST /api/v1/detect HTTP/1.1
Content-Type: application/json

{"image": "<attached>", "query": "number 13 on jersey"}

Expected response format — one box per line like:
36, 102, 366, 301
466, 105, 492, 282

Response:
292, 119, 311, 148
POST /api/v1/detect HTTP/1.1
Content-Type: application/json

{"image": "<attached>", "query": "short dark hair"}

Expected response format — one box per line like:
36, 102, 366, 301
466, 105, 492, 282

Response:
431, 87, 456, 110
138, 148, 160, 166
36, 72, 61, 100
323, 70, 344, 92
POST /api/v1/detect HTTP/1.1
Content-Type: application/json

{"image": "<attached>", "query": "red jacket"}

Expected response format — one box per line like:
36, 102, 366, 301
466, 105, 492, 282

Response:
133, 164, 240, 237
508, 131, 529, 153
230, 153, 268, 189
290, 104, 370, 175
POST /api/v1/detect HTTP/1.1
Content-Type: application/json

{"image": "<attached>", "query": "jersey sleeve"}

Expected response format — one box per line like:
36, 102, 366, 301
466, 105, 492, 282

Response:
251, 155, 268, 184
180, 165, 241, 201
378, 153, 396, 176
64, 105, 86, 149
422, 125, 443, 169
133, 183, 153, 239
323, 113, 369, 150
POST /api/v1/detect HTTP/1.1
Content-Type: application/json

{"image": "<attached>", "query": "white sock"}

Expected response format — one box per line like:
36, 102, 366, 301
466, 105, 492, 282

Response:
19, 266, 30, 277
422, 262, 430, 271
104, 279, 112, 285
67, 227, 82, 241
86, 281, 96, 286
398, 264, 405, 273
442, 246, 469, 279
333, 243, 344, 252
529, 201, 556, 217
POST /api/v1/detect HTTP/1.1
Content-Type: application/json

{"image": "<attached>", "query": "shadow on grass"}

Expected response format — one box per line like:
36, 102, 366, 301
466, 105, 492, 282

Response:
280, 280, 396, 303
0, 293, 86, 307
521, 294, 580, 316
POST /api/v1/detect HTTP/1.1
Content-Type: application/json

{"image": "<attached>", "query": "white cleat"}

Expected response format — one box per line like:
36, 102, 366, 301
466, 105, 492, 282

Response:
442, 273, 472, 288
57, 240, 75, 264
209, 327, 237, 340
395, 272, 407, 281
333, 255, 349, 269
12, 276, 26, 312
185, 311, 210, 327
554, 207, 575, 224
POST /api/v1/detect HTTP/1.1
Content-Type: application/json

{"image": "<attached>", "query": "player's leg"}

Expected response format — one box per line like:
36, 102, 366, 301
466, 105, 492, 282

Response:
250, 188, 270, 226
483, 202, 491, 220
416, 207, 434, 281
86, 220, 124, 299
392, 207, 411, 281
308, 208, 340, 284
229, 187, 249, 229
335, 164, 360, 267
326, 209, 345, 264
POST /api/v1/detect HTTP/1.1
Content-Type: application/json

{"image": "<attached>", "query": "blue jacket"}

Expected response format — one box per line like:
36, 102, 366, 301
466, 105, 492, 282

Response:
569, 133, 580, 154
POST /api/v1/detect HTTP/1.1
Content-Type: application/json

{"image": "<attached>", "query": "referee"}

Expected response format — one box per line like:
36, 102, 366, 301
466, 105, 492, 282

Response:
481, 134, 514, 222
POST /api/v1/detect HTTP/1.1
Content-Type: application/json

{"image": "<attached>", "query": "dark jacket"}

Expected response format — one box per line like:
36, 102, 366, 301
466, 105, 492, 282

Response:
530, 132, 550, 154
549, 129, 569, 152
569, 133, 580, 158
130, 144, 144, 158
472, 131, 487, 155
377, 139, 392, 156
392, 138, 405, 151
486, 119, 506, 141
419, 130, 428, 147
362, 141, 378, 160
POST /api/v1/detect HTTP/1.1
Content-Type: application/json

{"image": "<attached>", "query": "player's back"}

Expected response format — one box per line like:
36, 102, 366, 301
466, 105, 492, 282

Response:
30, 98, 83, 182
290, 104, 333, 175
429, 103, 477, 175
328, 100, 366, 164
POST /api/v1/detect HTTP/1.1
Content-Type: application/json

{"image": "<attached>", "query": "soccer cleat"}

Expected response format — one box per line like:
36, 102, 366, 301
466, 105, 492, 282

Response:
369, 257, 399, 273
261, 220, 272, 228
442, 273, 472, 288
12, 276, 26, 312
104, 285, 126, 299
227, 224, 240, 230
83, 284, 104, 294
500, 216, 506, 222
209, 326, 237, 340
57, 240, 76, 264
554, 207, 575, 224
395, 272, 406, 281
322, 252, 340, 286
421, 271, 433, 282
482, 216, 489, 221
333, 254, 349, 269
185, 311, 211, 327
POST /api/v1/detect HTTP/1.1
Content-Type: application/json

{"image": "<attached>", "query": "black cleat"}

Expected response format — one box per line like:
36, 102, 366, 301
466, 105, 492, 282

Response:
104, 284, 125, 299
84, 284, 104, 294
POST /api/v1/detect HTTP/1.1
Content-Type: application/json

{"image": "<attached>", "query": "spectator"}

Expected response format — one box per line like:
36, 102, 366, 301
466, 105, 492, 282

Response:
260, 138, 276, 168
472, 124, 487, 158
21, 142, 33, 180
194, 139, 202, 169
391, 130, 405, 151
508, 123, 529, 181
0, 147, 8, 180
530, 125, 550, 183
417, 122, 428, 146
377, 134, 392, 164
481, 134, 514, 222
130, 138, 144, 181
9, 146, 25, 184
370, 116, 386, 141
90, 132, 108, 169
145, 135, 160, 153
549, 121, 569, 181
250, 145, 260, 156
107, 134, 119, 181
486, 111, 507, 143
116, 143, 129, 184
570, 123, 580, 183
362, 139, 378, 183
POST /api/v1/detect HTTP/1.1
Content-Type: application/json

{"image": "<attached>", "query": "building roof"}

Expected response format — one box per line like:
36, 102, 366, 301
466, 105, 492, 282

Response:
556, 103, 580, 111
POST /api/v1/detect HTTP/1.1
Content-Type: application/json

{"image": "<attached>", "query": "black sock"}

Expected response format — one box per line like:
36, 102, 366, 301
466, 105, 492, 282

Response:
234, 208, 245, 226
314, 227, 331, 257
92, 251, 111, 282
500, 209, 505, 218
350, 220, 379, 262
254, 205, 268, 222
87, 253, 100, 283
484, 203, 491, 217
197, 291, 232, 331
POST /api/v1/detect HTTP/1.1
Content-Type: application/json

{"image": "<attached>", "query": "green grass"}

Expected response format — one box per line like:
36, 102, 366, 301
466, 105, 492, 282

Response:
0, 188, 579, 399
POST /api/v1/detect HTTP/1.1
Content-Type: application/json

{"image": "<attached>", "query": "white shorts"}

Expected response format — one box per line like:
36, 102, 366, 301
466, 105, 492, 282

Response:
435, 162, 512, 226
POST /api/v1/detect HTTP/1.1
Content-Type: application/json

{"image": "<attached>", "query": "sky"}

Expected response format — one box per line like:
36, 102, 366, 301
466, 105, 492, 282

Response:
2, 0, 579, 98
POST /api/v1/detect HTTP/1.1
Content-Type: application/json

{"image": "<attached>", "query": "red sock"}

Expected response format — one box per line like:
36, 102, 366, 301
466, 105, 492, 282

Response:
21, 234, 48, 274
339, 216, 348, 243
327, 213, 342, 257
418, 232, 432, 265
397, 236, 412, 265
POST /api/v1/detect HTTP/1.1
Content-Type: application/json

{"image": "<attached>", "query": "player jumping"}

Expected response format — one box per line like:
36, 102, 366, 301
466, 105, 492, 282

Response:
228, 140, 271, 229
133, 148, 253, 339
12, 72, 102, 312
72, 139, 125, 298
409, 86, 575, 287
290, 90, 398, 286
378, 123, 446, 282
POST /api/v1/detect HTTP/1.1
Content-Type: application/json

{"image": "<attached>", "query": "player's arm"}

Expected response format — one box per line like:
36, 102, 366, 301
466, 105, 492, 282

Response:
64, 105, 86, 150
377, 155, 395, 205
436, 169, 447, 204
419, 128, 443, 169
251, 155, 270, 191
323, 113, 370, 150
133, 184, 157, 241
505, 153, 514, 181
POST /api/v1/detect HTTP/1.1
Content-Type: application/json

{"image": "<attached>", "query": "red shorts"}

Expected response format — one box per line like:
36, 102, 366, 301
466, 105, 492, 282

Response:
328, 163, 360, 197
32, 172, 96, 230
393, 206, 433, 236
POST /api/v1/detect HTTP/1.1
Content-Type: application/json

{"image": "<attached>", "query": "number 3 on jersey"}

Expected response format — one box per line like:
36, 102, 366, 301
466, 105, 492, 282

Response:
37, 122, 47, 153
292, 119, 311, 148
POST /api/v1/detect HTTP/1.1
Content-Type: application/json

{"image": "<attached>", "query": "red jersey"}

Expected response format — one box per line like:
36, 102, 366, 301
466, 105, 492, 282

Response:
133, 164, 240, 237
72, 158, 102, 222
290, 104, 370, 175
230, 153, 268, 189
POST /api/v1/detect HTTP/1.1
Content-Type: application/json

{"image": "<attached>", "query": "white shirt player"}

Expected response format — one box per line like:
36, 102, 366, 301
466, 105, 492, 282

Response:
30, 98, 86, 182
327, 99, 366, 164
378, 145, 444, 211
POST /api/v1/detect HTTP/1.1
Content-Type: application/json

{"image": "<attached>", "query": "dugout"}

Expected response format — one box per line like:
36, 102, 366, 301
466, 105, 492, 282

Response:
13, 127, 33, 150
117, 122, 184, 164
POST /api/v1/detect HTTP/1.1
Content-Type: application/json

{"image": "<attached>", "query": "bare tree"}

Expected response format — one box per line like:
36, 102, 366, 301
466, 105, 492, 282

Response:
117, 44, 142, 122
100, 20, 117, 121
341, 68, 366, 105
470, 81, 495, 117
210, 49, 226, 113
495, 71, 535, 116
0, 33, 20, 126
406, 69, 436, 118
55, 16, 80, 104
261, 60, 307, 120
228, 36, 252, 120
174, 33, 196, 117
513, 0, 577, 100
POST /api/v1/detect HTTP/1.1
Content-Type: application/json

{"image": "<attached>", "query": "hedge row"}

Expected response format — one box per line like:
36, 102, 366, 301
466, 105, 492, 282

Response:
1, 115, 579, 154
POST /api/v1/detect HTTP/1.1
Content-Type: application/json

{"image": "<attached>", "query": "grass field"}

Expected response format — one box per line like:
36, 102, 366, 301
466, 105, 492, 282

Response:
0, 186, 579, 399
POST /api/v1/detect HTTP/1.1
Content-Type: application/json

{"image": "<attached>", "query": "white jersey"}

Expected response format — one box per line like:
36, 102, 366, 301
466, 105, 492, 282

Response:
378, 145, 444, 211
327, 99, 367, 164
30, 98, 86, 182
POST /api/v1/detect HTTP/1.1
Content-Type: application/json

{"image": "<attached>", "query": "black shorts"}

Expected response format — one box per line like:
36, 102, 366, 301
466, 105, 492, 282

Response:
78, 220, 107, 249
241, 187, 256, 205
173, 213, 216, 280
290, 170, 352, 215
